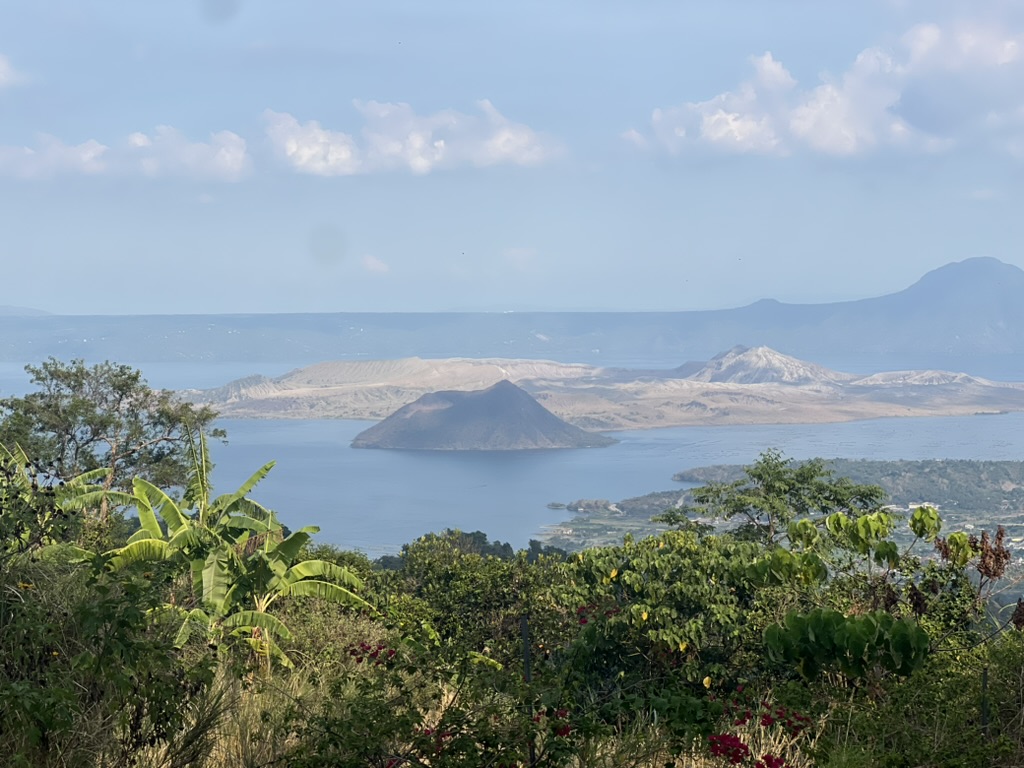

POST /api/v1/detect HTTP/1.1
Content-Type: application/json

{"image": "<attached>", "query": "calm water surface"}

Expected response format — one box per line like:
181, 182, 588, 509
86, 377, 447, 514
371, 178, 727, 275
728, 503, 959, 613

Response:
4, 361, 1024, 555
208, 413, 1024, 556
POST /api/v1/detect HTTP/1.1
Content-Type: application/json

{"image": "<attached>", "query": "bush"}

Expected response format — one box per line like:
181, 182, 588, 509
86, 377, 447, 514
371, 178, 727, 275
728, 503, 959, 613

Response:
0, 555, 213, 767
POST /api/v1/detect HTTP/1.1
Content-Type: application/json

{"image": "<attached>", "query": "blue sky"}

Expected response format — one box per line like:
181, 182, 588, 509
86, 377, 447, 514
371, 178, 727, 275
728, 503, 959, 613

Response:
2, 0, 1023, 314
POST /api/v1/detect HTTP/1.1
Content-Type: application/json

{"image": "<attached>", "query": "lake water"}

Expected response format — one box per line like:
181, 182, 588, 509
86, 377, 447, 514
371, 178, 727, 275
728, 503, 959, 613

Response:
206, 413, 1024, 557
4, 361, 1024, 556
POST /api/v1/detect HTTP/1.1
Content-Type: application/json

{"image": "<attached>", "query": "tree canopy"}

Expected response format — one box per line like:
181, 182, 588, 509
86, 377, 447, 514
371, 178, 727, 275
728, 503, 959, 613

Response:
0, 358, 221, 501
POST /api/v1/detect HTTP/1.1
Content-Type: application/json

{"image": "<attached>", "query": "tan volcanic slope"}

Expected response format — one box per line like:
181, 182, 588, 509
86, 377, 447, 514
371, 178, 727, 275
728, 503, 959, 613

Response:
184, 347, 1024, 429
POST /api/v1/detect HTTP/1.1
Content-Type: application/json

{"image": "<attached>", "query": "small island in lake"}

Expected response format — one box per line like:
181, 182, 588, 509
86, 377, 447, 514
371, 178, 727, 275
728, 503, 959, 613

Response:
351, 379, 617, 451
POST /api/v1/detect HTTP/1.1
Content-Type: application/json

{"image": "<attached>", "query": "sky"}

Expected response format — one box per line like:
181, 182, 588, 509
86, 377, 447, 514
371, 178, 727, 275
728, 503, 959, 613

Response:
2, 0, 1024, 314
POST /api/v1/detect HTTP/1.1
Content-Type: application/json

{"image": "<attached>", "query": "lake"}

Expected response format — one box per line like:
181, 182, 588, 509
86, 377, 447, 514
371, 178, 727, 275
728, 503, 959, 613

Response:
207, 413, 1024, 557
4, 360, 1024, 556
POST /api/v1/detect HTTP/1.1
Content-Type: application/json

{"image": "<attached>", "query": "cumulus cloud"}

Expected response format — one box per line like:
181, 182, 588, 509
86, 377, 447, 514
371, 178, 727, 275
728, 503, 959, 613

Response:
788, 48, 913, 155
264, 100, 556, 176
361, 254, 391, 274
0, 54, 25, 87
0, 126, 250, 181
125, 126, 250, 181
650, 53, 798, 155
620, 128, 647, 148
0, 135, 107, 179
634, 17, 1024, 157
903, 21, 1022, 71
263, 111, 359, 176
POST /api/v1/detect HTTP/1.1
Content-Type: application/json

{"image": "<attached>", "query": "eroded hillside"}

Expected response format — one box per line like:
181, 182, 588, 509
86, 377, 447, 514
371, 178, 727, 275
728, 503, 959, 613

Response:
185, 346, 1024, 429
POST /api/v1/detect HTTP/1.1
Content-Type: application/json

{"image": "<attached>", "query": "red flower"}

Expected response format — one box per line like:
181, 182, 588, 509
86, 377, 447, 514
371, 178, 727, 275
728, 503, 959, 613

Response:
709, 733, 751, 764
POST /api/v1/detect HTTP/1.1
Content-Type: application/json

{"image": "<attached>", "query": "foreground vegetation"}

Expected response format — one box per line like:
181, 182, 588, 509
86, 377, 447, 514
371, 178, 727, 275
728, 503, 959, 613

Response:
4, 361, 1024, 767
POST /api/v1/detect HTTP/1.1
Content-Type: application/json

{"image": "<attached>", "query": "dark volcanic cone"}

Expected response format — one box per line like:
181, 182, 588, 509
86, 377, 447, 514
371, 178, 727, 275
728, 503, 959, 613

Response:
351, 379, 617, 450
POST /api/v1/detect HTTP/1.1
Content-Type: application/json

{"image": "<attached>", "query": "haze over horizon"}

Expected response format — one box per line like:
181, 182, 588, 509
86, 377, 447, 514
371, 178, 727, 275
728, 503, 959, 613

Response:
0, 256, 1015, 318
4, 2, 1024, 314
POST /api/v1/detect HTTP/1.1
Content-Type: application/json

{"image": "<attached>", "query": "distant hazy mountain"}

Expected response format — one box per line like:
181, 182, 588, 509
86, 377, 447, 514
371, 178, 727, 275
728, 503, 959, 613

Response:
710, 257, 1024, 362
0, 305, 48, 316
3, 258, 1024, 377
350, 380, 617, 450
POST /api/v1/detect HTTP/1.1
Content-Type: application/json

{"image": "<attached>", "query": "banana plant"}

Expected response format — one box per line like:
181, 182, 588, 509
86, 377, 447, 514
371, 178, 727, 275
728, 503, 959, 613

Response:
177, 523, 370, 669
65, 431, 371, 669
0, 444, 110, 568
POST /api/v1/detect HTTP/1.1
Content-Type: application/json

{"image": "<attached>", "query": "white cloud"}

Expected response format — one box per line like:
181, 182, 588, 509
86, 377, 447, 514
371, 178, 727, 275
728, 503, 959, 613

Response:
264, 100, 556, 176
903, 21, 1022, 72
621, 128, 647, 148
0, 126, 250, 181
263, 111, 359, 176
471, 99, 552, 167
124, 126, 250, 181
650, 53, 793, 155
361, 254, 391, 274
634, 17, 1024, 158
789, 49, 911, 155
752, 51, 797, 91
0, 135, 107, 179
700, 110, 781, 154
0, 54, 25, 88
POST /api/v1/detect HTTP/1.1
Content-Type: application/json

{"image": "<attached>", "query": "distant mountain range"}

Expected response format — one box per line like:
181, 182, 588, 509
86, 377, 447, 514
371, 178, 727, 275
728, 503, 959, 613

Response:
0, 305, 49, 317
4, 258, 1024, 376
190, 345, 1024, 430
351, 380, 617, 450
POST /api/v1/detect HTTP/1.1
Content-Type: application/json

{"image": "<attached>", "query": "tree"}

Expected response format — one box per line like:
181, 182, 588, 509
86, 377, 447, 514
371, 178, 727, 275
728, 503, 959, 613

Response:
0, 358, 222, 528
391, 529, 563, 664
0, 444, 105, 571
659, 449, 888, 547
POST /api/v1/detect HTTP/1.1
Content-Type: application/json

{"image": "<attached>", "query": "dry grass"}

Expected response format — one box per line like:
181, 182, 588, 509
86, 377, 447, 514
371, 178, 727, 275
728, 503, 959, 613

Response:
129, 671, 315, 768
